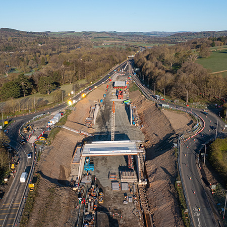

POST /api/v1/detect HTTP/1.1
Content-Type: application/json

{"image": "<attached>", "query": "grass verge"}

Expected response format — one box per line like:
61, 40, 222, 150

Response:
129, 82, 139, 92
20, 173, 40, 227
46, 109, 72, 145
175, 175, 190, 227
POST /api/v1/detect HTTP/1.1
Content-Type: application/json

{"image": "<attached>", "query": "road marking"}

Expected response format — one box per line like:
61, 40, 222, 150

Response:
194, 212, 200, 216
2, 203, 20, 206
0, 218, 14, 220
198, 217, 201, 227
0, 213, 16, 215
0, 208, 17, 210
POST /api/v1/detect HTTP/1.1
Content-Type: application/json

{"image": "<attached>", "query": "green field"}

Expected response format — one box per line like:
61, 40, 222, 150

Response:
196, 50, 227, 77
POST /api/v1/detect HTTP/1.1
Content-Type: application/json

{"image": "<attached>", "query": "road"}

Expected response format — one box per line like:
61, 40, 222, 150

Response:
131, 66, 225, 227
0, 60, 127, 226
180, 108, 225, 227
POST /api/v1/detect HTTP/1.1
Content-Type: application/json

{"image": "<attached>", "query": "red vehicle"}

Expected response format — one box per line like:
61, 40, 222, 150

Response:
117, 90, 123, 99
82, 198, 86, 204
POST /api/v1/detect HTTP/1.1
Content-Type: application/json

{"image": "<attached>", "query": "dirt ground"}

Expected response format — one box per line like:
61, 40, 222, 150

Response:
130, 90, 194, 227
27, 85, 106, 227
27, 84, 194, 227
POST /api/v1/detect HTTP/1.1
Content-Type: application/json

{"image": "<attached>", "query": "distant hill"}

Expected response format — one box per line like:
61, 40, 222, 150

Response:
1, 28, 227, 43
0, 28, 176, 38
0, 28, 48, 37
170, 30, 227, 40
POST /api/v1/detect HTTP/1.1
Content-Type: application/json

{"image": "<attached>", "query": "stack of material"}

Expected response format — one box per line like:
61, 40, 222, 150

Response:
121, 182, 129, 191
121, 170, 137, 183
111, 181, 120, 191
109, 172, 117, 180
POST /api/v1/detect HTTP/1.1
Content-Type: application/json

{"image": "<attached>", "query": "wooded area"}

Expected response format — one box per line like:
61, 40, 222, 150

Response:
0, 29, 132, 113
134, 37, 227, 103
209, 138, 227, 187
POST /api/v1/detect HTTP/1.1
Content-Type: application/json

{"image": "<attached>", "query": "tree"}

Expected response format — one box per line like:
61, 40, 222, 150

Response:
41, 57, 46, 65
38, 76, 55, 95
0, 81, 21, 100
0, 147, 9, 180
16, 74, 33, 97
199, 45, 210, 58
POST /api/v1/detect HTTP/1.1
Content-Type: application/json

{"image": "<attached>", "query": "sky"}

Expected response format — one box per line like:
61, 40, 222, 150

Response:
0, 0, 227, 32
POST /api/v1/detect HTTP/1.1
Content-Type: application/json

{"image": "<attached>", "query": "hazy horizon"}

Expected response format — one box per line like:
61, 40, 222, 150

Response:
1, 0, 226, 33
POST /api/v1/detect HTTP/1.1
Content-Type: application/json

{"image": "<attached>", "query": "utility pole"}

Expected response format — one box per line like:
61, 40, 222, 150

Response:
204, 144, 206, 165
223, 192, 227, 219
216, 120, 218, 139
186, 90, 188, 106
34, 96, 36, 112
2, 112, 4, 128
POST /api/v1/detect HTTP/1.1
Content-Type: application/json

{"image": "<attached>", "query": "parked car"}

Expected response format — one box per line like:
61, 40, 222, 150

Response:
27, 153, 32, 159
20, 139, 26, 145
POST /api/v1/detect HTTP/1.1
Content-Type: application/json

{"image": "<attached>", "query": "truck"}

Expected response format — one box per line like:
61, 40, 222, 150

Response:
48, 113, 62, 126
20, 172, 28, 183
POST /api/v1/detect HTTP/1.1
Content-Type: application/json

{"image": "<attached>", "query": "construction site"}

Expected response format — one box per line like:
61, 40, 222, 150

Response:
69, 67, 152, 227
26, 61, 188, 227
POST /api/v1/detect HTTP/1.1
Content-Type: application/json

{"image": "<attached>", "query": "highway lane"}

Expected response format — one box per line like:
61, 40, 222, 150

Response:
0, 142, 28, 227
0, 60, 128, 226
180, 109, 225, 227
131, 70, 224, 227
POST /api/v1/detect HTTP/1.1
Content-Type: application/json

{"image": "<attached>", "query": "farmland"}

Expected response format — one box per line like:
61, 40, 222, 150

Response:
196, 49, 227, 77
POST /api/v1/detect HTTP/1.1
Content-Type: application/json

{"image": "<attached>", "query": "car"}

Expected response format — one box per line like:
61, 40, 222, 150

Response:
20, 139, 26, 145
201, 111, 208, 115
27, 153, 32, 159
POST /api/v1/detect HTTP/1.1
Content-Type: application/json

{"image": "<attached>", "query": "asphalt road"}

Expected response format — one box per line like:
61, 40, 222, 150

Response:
131, 68, 225, 227
180, 108, 225, 227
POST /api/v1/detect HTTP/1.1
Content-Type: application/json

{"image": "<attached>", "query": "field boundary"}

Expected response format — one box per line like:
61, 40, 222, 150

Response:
209, 69, 227, 75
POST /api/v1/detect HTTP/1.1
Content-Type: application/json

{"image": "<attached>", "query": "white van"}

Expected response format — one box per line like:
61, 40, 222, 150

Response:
20, 172, 28, 183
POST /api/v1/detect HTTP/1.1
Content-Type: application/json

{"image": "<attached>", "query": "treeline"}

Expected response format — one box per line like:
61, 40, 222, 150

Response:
0, 33, 83, 76
209, 138, 227, 187
134, 38, 227, 103
0, 47, 129, 101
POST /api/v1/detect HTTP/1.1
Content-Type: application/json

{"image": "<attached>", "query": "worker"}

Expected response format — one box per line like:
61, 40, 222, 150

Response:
189, 177, 191, 180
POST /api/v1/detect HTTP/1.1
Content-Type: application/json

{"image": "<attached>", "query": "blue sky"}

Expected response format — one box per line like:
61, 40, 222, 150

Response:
0, 0, 226, 32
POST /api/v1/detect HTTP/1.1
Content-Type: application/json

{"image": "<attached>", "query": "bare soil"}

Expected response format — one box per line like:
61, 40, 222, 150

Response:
130, 90, 194, 227
27, 85, 106, 227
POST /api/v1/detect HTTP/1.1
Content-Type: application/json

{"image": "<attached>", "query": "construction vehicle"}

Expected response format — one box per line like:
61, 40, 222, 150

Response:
85, 117, 93, 128
117, 90, 123, 99
123, 99, 131, 104
84, 157, 94, 171
98, 192, 104, 204
29, 183, 35, 191
23, 124, 33, 133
